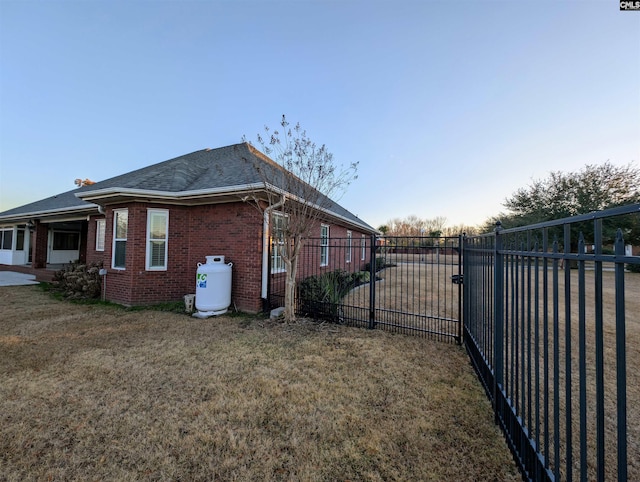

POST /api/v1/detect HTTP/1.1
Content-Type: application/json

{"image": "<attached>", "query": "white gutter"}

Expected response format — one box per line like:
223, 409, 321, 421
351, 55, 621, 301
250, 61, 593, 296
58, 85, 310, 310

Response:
75, 182, 376, 233
75, 183, 265, 201
0, 204, 100, 223
261, 196, 285, 300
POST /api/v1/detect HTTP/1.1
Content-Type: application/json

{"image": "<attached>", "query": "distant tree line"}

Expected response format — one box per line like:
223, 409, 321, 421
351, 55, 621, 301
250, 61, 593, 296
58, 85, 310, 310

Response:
378, 215, 478, 238
379, 161, 639, 247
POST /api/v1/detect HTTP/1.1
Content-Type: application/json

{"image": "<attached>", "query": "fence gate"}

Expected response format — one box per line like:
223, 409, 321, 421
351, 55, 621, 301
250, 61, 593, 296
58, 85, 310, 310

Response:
268, 235, 462, 342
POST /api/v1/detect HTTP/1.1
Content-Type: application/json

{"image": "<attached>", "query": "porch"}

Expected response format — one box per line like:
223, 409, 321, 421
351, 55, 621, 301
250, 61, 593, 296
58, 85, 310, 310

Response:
0, 263, 66, 283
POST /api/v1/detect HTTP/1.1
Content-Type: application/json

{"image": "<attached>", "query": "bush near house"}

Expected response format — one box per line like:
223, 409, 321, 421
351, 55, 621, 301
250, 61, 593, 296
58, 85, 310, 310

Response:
298, 269, 370, 322
365, 256, 390, 272
52, 262, 103, 300
628, 263, 640, 273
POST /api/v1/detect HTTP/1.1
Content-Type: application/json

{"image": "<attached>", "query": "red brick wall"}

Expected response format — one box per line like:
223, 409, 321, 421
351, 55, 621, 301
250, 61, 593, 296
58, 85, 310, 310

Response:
32, 222, 48, 269
83, 201, 373, 313
86, 202, 265, 312
187, 203, 264, 312
301, 221, 373, 275
85, 217, 103, 265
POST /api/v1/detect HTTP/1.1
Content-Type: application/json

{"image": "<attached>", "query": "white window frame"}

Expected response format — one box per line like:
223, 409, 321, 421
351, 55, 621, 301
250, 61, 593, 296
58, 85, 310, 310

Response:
0, 228, 13, 250
271, 212, 287, 274
96, 219, 106, 251
15, 228, 25, 251
112, 209, 128, 270
320, 224, 329, 267
346, 230, 352, 263
146, 209, 169, 271
361, 234, 366, 261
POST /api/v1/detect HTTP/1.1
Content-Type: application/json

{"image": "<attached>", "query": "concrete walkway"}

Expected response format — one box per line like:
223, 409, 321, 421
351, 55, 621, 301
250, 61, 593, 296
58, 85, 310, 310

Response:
0, 271, 39, 286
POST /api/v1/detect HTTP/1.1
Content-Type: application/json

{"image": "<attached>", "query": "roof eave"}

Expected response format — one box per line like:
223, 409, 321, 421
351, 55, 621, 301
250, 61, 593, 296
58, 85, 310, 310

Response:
262, 184, 378, 234
74, 183, 377, 233
0, 204, 100, 224
75, 183, 267, 204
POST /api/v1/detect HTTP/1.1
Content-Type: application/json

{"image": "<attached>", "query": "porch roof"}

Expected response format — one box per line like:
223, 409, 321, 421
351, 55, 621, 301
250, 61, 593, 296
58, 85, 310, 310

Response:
0, 189, 98, 224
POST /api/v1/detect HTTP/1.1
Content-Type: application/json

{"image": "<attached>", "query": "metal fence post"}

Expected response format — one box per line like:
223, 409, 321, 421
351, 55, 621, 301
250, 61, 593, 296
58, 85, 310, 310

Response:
493, 222, 504, 422
369, 234, 377, 329
457, 233, 464, 344
614, 228, 628, 481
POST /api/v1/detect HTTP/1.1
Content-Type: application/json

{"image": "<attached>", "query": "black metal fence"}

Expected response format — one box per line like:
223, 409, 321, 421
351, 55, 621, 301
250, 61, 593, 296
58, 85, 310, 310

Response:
463, 204, 639, 482
268, 235, 462, 341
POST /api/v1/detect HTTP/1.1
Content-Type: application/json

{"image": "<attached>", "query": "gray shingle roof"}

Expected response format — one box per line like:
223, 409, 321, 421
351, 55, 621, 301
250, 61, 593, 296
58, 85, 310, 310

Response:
0, 188, 95, 219
0, 143, 376, 232
79, 143, 267, 193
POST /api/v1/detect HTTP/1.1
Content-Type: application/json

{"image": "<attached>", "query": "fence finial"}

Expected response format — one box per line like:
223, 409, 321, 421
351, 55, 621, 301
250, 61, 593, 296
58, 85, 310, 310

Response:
494, 221, 503, 232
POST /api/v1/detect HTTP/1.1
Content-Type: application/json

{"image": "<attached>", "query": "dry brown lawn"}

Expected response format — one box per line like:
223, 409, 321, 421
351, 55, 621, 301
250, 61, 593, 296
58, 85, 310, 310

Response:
343, 260, 640, 480
343, 254, 461, 338
520, 269, 640, 481
0, 285, 520, 481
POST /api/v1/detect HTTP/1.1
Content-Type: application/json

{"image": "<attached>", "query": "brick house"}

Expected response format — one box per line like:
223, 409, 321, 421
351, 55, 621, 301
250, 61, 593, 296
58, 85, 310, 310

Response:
0, 143, 377, 312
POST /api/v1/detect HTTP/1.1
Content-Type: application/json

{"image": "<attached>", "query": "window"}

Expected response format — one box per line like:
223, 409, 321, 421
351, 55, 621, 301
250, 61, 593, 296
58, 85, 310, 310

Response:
271, 212, 287, 273
53, 232, 80, 250
346, 231, 352, 263
361, 234, 366, 261
112, 209, 128, 269
320, 224, 329, 266
0, 229, 13, 250
146, 209, 168, 270
16, 229, 24, 251
96, 219, 106, 251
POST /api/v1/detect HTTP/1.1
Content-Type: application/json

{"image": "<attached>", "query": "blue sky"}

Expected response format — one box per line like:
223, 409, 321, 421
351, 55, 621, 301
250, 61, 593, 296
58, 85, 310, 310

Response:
1, 0, 638, 229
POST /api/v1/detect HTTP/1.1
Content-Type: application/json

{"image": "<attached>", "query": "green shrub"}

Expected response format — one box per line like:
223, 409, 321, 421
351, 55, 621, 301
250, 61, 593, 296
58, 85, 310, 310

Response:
364, 256, 387, 272
352, 271, 371, 284
298, 270, 370, 322
627, 263, 640, 273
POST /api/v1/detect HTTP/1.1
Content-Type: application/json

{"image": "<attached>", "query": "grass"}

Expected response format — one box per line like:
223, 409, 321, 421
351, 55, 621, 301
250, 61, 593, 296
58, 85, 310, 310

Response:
520, 269, 640, 481
0, 285, 520, 481
341, 257, 639, 479
462, 264, 640, 480
341, 254, 461, 339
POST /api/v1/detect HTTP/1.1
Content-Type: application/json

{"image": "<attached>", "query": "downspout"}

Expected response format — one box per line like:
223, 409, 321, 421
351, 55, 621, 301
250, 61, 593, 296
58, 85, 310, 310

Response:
261, 196, 285, 301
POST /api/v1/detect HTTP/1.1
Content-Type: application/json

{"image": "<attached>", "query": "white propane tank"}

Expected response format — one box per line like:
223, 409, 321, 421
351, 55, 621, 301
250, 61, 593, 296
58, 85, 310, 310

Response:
195, 256, 233, 316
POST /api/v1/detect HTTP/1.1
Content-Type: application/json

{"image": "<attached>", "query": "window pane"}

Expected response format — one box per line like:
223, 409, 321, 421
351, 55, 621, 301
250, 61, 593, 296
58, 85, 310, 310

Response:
16, 230, 25, 250
115, 211, 128, 239
114, 240, 126, 268
149, 241, 166, 267
320, 225, 329, 265
96, 220, 106, 251
53, 232, 79, 250
150, 213, 167, 239
146, 211, 168, 270
1, 230, 13, 250
272, 213, 286, 241
276, 244, 285, 271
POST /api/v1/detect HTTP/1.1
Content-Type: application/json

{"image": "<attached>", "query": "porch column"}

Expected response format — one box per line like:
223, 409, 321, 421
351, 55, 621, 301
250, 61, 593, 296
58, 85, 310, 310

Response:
31, 222, 48, 269
78, 221, 88, 263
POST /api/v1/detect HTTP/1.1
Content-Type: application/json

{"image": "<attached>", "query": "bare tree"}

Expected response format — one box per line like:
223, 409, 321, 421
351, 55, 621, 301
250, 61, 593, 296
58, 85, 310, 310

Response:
243, 115, 358, 322
384, 215, 449, 237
